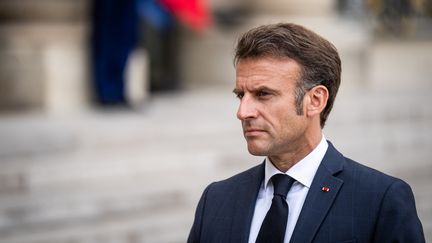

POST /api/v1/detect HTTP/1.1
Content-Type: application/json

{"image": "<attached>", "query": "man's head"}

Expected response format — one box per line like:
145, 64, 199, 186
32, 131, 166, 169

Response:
234, 23, 341, 127
233, 23, 341, 164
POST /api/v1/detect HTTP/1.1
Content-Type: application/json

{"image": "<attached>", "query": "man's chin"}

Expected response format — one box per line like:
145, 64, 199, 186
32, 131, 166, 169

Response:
247, 145, 268, 156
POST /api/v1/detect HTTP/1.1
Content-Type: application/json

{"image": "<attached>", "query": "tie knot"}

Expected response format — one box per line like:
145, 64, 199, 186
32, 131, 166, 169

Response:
271, 174, 295, 199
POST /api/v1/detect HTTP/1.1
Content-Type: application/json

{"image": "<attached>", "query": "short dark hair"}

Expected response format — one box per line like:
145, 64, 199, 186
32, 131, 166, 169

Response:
234, 23, 341, 127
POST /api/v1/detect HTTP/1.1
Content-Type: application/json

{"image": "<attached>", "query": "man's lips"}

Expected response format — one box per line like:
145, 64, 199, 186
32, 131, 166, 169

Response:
243, 129, 266, 136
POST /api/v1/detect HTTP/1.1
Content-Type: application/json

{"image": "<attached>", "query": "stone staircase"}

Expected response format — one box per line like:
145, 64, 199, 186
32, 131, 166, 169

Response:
1, 87, 431, 242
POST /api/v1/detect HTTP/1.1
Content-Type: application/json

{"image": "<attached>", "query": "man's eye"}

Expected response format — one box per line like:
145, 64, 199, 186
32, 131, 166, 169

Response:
235, 93, 244, 99
257, 91, 269, 97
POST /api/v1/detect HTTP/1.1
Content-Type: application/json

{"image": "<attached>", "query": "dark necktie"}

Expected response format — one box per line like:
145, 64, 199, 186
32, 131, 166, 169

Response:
256, 174, 295, 243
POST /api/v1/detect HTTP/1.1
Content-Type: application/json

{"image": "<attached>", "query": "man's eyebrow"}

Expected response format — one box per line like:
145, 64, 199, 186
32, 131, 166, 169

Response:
251, 85, 279, 93
232, 86, 278, 94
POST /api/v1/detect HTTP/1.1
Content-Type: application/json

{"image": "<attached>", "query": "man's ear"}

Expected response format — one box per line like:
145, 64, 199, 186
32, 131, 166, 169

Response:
305, 85, 329, 117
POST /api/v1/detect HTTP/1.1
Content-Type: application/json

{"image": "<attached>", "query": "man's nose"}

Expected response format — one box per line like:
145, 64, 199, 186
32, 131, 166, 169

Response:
237, 96, 258, 120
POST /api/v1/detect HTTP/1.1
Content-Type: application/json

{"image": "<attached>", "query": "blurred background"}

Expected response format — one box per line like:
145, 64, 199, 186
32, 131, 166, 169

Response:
0, 0, 431, 242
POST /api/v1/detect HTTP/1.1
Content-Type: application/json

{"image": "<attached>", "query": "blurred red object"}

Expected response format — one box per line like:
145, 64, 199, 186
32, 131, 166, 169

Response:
158, 0, 212, 31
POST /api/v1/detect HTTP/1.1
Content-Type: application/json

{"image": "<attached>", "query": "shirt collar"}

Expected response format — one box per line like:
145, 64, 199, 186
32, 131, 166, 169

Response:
264, 135, 328, 190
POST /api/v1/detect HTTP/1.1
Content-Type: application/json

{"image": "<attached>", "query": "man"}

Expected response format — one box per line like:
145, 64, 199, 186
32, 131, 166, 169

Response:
187, 23, 425, 243
91, 0, 138, 105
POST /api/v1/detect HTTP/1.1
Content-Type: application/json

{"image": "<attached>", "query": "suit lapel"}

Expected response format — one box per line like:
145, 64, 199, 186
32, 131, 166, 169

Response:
230, 162, 264, 243
290, 142, 345, 243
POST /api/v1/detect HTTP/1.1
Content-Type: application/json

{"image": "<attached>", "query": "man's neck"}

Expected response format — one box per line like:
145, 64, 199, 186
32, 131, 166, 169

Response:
269, 133, 322, 172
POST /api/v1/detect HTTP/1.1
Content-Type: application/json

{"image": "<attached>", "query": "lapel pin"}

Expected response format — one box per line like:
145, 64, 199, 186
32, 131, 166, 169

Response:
321, 186, 330, 192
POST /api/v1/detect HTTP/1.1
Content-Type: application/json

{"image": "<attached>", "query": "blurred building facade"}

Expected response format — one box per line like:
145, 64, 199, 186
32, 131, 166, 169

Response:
0, 0, 91, 113
1, 0, 432, 111
0, 0, 431, 242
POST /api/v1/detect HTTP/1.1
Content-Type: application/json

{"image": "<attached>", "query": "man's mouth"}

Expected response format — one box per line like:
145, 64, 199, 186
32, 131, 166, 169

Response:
244, 128, 266, 137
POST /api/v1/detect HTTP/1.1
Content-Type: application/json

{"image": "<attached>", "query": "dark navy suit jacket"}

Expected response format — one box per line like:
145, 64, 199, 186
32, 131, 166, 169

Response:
188, 142, 425, 243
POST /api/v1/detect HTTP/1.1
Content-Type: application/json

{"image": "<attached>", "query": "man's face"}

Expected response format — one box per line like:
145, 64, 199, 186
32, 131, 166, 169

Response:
234, 57, 310, 157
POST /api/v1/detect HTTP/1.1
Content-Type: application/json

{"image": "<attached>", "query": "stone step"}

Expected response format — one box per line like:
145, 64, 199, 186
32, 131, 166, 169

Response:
0, 206, 192, 243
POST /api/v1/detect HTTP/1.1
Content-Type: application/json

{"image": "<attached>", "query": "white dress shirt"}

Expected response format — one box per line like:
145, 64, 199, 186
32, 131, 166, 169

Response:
248, 136, 328, 243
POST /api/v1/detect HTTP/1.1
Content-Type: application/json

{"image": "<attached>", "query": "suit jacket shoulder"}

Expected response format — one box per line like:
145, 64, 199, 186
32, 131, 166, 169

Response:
209, 163, 263, 192
188, 163, 264, 243
290, 142, 425, 243
341, 157, 424, 242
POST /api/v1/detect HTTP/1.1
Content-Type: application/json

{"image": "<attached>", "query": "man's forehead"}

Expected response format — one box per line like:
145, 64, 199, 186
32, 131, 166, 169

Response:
236, 57, 301, 77
235, 59, 300, 90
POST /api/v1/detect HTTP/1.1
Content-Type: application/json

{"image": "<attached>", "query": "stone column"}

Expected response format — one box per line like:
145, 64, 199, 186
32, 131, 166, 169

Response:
0, 0, 91, 113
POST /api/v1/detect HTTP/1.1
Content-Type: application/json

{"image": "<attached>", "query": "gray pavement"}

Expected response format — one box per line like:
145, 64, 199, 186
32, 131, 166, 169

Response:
0, 87, 431, 242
